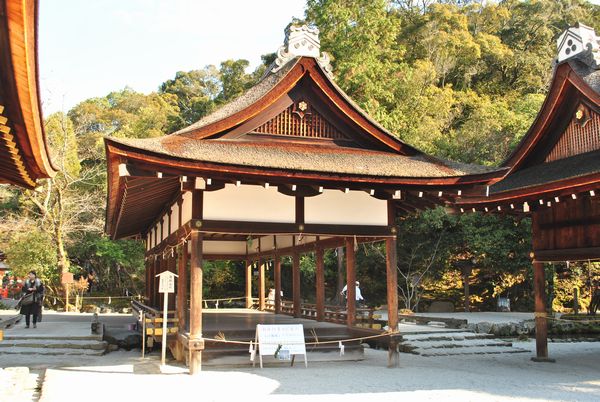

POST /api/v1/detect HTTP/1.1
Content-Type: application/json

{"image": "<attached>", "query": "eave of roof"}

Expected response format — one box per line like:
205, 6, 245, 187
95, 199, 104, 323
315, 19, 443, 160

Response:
0, 0, 57, 188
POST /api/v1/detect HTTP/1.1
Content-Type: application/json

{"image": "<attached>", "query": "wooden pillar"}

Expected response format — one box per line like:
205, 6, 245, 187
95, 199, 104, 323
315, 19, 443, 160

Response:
168, 253, 177, 308
345, 237, 356, 327
386, 236, 400, 368
153, 257, 160, 307
315, 241, 325, 322
145, 259, 150, 303
245, 260, 253, 308
259, 260, 266, 311
292, 250, 301, 318
189, 189, 204, 374
274, 255, 282, 314
532, 261, 553, 362
159, 255, 167, 307
177, 245, 188, 332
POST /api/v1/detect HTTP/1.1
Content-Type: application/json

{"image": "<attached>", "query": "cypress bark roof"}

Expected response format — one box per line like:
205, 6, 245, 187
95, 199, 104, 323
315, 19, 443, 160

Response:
108, 136, 494, 178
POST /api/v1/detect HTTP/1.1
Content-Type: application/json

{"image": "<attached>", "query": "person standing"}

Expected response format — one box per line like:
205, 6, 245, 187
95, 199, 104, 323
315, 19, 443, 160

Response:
341, 281, 365, 307
20, 270, 44, 328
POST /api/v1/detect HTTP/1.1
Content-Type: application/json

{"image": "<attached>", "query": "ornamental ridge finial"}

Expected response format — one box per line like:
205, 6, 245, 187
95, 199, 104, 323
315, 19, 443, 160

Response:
556, 23, 600, 69
272, 24, 333, 78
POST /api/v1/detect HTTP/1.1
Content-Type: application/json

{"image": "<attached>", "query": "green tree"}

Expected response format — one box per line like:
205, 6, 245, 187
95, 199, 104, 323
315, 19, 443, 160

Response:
159, 66, 220, 131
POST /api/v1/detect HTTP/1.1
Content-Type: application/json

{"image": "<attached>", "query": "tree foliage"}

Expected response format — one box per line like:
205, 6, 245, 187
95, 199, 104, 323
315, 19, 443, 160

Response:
2, 0, 599, 309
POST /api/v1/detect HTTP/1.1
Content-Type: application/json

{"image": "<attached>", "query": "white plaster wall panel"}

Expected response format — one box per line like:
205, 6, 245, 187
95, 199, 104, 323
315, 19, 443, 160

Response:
305, 190, 387, 226
249, 238, 260, 254
203, 184, 295, 223
181, 191, 192, 225
162, 218, 168, 240
276, 235, 294, 249
203, 241, 247, 255
170, 203, 180, 234
260, 236, 275, 252
146, 233, 151, 251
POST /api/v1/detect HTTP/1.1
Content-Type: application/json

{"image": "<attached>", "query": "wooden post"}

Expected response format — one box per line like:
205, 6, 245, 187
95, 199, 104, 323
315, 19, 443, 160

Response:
293, 249, 301, 318
259, 260, 266, 311
245, 260, 253, 309
345, 237, 356, 327
386, 236, 400, 368
152, 257, 159, 307
189, 230, 204, 374
386, 200, 400, 367
159, 255, 166, 307
168, 253, 177, 308
177, 245, 188, 332
316, 240, 325, 322
189, 189, 204, 374
274, 255, 282, 314
532, 261, 553, 362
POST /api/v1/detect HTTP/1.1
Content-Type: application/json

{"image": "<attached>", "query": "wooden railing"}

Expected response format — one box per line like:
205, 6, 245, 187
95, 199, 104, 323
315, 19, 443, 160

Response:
132, 300, 178, 346
274, 300, 382, 329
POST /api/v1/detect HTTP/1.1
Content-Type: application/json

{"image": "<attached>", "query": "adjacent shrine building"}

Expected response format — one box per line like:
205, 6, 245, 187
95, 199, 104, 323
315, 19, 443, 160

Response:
457, 23, 600, 362
105, 25, 499, 373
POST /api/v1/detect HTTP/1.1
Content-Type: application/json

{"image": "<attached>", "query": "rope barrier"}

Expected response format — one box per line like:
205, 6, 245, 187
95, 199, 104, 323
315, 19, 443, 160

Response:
201, 330, 400, 347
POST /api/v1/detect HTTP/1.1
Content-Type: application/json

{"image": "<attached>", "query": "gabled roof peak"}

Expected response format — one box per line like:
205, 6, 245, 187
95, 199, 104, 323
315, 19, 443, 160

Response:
556, 23, 600, 69
272, 24, 333, 78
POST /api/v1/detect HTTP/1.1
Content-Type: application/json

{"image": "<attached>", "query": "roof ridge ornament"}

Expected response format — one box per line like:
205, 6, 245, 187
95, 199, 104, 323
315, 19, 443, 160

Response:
272, 24, 333, 78
556, 23, 600, 69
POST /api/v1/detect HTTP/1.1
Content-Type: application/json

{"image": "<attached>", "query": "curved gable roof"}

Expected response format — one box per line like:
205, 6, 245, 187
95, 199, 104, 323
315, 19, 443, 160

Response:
501, 60, 600, 174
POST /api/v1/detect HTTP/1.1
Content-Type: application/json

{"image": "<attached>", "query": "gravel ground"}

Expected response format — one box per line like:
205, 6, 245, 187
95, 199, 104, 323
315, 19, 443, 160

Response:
25, 340, 600, 402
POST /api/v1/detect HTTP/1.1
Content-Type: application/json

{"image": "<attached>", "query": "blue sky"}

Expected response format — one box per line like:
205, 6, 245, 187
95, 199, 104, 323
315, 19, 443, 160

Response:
39, 0, 306, 115
39, 1, 600, 116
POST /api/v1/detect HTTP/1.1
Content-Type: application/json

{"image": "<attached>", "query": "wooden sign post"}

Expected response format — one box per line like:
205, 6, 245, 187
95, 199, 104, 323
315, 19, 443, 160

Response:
156, 270, 177, 366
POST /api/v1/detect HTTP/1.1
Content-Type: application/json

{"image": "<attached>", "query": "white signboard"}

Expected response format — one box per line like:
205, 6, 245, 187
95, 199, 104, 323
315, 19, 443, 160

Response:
254, 324, 307, 368
157, 271, 176, 294
155, 270, 178, 366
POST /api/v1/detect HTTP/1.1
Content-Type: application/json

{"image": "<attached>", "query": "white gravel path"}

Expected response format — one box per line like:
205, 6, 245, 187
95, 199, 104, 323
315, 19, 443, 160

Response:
22, 340, 600, 402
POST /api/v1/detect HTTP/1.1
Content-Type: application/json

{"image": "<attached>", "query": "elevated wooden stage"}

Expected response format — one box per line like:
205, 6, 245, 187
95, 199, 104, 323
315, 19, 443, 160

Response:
137, 305, 382, 366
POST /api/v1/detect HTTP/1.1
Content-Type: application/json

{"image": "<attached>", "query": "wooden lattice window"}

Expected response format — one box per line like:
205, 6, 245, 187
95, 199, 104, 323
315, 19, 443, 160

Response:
252, 102, 346, 140
546, 105, 600, 162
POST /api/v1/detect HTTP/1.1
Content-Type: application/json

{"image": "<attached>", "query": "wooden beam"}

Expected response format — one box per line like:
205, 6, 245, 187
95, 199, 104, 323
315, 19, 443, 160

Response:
345, 237, 356, 327
315, 239, 325, 322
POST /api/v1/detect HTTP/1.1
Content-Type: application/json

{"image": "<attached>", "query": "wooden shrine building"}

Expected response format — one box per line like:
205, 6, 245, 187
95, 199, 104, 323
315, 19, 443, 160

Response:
0, 0, 56, 188
457, 23, 600, 362
105, 25, 498, 373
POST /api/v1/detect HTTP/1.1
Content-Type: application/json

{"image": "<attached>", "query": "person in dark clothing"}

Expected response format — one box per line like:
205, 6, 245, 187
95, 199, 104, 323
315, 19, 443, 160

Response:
20, 270, 44, 328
